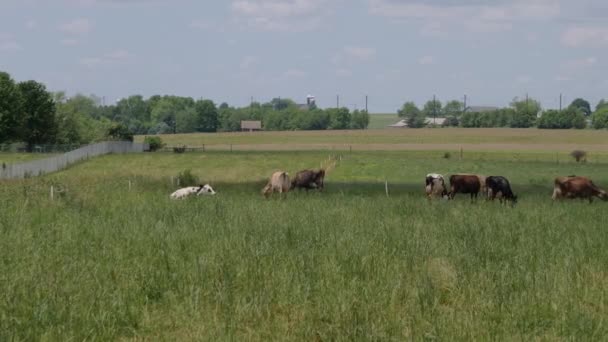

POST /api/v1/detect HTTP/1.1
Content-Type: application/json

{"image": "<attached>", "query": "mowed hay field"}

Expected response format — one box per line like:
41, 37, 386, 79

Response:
138, 128, 608, 152
2, 150, 608, 340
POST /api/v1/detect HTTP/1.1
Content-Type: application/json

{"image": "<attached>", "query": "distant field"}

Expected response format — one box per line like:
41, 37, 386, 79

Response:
368, 113, 399, 129
137, 128, 608, 153
3, 151, 608, 340
0, 152, 57, 164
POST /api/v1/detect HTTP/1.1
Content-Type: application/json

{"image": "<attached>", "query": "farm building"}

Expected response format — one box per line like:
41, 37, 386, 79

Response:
241, 120, 262, 132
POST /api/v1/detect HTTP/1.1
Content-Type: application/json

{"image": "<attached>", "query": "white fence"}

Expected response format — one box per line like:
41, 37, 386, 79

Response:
0, 141, 148, 180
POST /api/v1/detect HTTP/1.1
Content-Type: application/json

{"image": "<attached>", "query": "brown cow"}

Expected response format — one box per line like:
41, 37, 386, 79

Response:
262, 171, 290, 198
552, 176, 608, 203
449, 174, 483, 200
291, 169, 325, 192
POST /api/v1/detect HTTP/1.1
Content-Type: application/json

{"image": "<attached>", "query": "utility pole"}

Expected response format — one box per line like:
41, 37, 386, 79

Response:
337, 95, 340, 109
365, 95, 368, 112
463, 94, 467, 112
250, 96, 253, 116
526, 93, 529, 115
559, 93, 562, 111
433, 94, 437, 122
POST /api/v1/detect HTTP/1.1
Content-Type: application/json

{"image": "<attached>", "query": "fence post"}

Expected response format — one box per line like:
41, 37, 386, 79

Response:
128, 180, 132, 191
203, 144, 205, 152
230, 144, 233, 152
385, 181, 389, 197
350, 145, 352, 154
171, 176, 174, 186
460, 147, 463, 160
50, 186, 54, 200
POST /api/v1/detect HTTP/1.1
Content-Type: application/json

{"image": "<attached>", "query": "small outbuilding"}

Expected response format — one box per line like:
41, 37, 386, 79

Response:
241, 120, 262, 132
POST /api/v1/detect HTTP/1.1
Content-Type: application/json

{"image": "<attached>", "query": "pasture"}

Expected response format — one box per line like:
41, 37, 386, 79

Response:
139, 128, 608, 153
368, 113, 400, 129
2, 150, 608, 340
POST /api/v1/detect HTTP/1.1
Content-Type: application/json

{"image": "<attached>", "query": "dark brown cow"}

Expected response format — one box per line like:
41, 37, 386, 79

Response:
291, 169, 325, 192
449, 174, 482, 200
552, 176, 608, 203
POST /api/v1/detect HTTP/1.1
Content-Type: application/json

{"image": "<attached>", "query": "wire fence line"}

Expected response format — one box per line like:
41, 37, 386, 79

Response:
0, 141, 149, 180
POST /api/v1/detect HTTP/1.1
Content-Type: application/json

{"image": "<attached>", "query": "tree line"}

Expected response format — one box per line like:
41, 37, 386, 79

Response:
397, 97, 608, 129
0, 71, 370, 148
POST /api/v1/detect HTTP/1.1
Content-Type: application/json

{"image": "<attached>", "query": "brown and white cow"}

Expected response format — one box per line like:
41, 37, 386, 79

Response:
262, 171, 291, 198
291, 169, 325, 192
449, 174, 484, 200
425, 173, 448, 200
552, 176, 608, 203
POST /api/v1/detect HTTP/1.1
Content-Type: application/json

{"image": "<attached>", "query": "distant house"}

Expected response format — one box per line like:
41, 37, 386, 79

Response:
241, 120, 262, 132
425, 117, 446, 126
297, 95, 316, 110
387, 119, 408, 128
387, 117, 446, 128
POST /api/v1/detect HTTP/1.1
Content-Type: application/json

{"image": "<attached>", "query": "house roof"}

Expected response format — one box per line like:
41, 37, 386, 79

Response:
425, 117, 446, 125
388, 119, 408, 127
241, 120, 262, 129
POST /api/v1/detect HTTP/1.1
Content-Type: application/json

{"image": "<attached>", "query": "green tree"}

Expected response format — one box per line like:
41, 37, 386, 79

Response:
596, 99, 608, 112
592, 107, 608, 129
54, 92, 104, 144
443, 100, 464, 117
422, 98, 443, 118
327, 107, 351, 129
107, 123, 134, 141
398, 102, 425, 128
397, 101, 419, 118
0, 71, 23, 142
569, 98, 591, 116
195, 99, 219, 132
351, 110, 370, 129
510, 97, 540, 128
175, 107, 198, 133
18, 80, 57, 150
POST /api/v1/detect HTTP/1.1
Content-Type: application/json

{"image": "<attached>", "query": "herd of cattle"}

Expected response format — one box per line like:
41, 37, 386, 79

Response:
169, 169, 607, 203
426, 173, 608, 204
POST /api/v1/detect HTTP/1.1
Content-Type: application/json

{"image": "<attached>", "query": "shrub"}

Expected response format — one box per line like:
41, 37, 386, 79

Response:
570, 150, 587, 163
143, 136, 164, 152
106, 124, 134, 142
176, 169, 199, 187
443, 152, 451, 159
173, 145, 186, 154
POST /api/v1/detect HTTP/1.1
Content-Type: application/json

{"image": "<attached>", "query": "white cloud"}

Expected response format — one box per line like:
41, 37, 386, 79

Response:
336, 68, 352, 77
60, 18, 93, 35
239, 55, 257, 69
0, 33, 21, 52
231, 0, 334, 31
25, 19, 38, 30
561, 26, 608, 47
60, 39, 80, 46
79, 49, 134, 67
418, 55, 435, 65
282, 69, 307, 78
369, 0, 560, 34
562, 56, 598, 69
343, 46, 376, 61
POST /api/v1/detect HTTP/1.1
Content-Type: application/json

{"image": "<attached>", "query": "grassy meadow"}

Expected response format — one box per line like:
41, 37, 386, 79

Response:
2, 150, 608, 340
137, 128, 608, 152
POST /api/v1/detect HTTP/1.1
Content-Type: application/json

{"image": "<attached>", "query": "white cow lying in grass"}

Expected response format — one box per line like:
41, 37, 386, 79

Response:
170, 184, 216, 199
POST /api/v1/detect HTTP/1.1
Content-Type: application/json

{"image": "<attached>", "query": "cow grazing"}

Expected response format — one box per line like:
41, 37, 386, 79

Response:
486, 176, 517, 205
262, 171, 290, 198
552, 176, 608, 203
170, 184, 215, 200
196, 184, 216, 196
448, 174, 482, 200
425, 173, 448, 200
291, 169, 326, 192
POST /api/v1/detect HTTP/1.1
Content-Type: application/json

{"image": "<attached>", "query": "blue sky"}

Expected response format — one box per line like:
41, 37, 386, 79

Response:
1, 0, 607, 112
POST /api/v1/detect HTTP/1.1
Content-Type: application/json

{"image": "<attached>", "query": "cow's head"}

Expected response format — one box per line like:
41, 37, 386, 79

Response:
197, 184, 216, 195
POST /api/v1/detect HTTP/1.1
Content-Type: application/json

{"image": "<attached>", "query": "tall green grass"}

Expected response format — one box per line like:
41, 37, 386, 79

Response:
1, 151, 608, 340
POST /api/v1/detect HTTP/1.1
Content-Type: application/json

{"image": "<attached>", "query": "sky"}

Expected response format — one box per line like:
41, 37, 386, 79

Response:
1, 0, 607, 113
